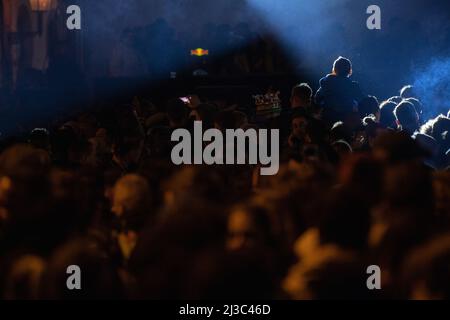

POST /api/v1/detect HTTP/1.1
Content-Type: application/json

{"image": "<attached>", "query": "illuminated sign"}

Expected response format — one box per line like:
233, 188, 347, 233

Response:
190, 48, 209, 57
253, 91, 282, 119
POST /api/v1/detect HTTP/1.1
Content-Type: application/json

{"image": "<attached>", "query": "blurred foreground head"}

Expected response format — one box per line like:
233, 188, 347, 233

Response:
373, 131, 428, 164
402, 234, 450, 300
0, 144, 50, 227
112, 174, 152, 230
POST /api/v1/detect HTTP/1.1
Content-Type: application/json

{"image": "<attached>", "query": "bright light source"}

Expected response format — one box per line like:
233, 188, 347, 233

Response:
29, 0, 57, 12
190, 48, 209, 57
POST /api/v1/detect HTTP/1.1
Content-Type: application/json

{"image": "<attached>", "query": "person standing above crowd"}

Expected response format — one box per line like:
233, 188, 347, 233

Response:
315, 56, 364, 125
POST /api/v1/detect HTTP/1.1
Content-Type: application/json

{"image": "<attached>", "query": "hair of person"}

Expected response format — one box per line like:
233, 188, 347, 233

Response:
400, 85, 415, 99
331, 140, 353, 154
330, 121, 352, 143
419, 114, 450, 142
387, 96, 403, 104
401, 233, 450, 299
394, 101, 418, 128
379, 100, 397, 129
363, 115, 383, 139
291, 83, 313, 101
405, 97, 423, 118
332, 56, 352, 77
113, 173, 152, 228
430, 115, 450, 140
29, 128, 51, 150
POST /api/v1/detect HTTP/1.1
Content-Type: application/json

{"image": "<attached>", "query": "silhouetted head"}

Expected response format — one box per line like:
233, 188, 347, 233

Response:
330, 121, 352, 144
402, 234, 450, 299
394, 101, 420, 134
112, 174, 152, 230
359, 96, 380, 120
332, 56, 352, 77
405, 98, 423, 121
227, 203, 274, 252
290, 83, 312, 108
400, 85, 416, 99
29, 128, 51, 153
379, 101, 397, 129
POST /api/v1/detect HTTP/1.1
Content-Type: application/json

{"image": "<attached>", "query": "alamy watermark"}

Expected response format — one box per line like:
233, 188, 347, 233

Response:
171, 121, 280, 176
367, 5, 381, 30
63, 5, 380, 31
366, 265, 382, 290
66, 265, 81, 290
64, 5, 81, 30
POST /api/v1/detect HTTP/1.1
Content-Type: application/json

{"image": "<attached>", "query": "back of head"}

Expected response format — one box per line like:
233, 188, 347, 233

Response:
163, 166, 228, 207
400, 85, 416, 99
432, 115, 450, 140
402, 234, 450, 299
394, 101, 419, 132
227, 202, 276, 252
0, 144, 50, 179
332, 56, 352, 77
405, 98, 423, 120
29, 128, 51, 152
373, 130, 428, 164
379, 101, 397, 129
330, 121, 352, 144
4, 255, 46, 300
363, 115, 382, 137
112, 174, 152, 229
291, 83, 313, 104
0, 144, 51, 227
331, 140, 353, 158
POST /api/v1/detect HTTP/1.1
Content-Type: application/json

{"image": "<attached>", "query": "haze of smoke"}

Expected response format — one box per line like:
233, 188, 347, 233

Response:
414, 58, 450, 119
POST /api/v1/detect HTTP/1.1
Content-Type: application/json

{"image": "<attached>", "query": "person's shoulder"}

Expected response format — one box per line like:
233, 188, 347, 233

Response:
320, 74, 334, 85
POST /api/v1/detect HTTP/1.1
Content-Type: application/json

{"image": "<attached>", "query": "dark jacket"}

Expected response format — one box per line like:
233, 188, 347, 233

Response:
315, 74, 364, 119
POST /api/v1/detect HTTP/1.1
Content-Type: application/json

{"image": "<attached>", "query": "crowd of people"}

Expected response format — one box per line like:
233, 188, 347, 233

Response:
0, 56, 449, 299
